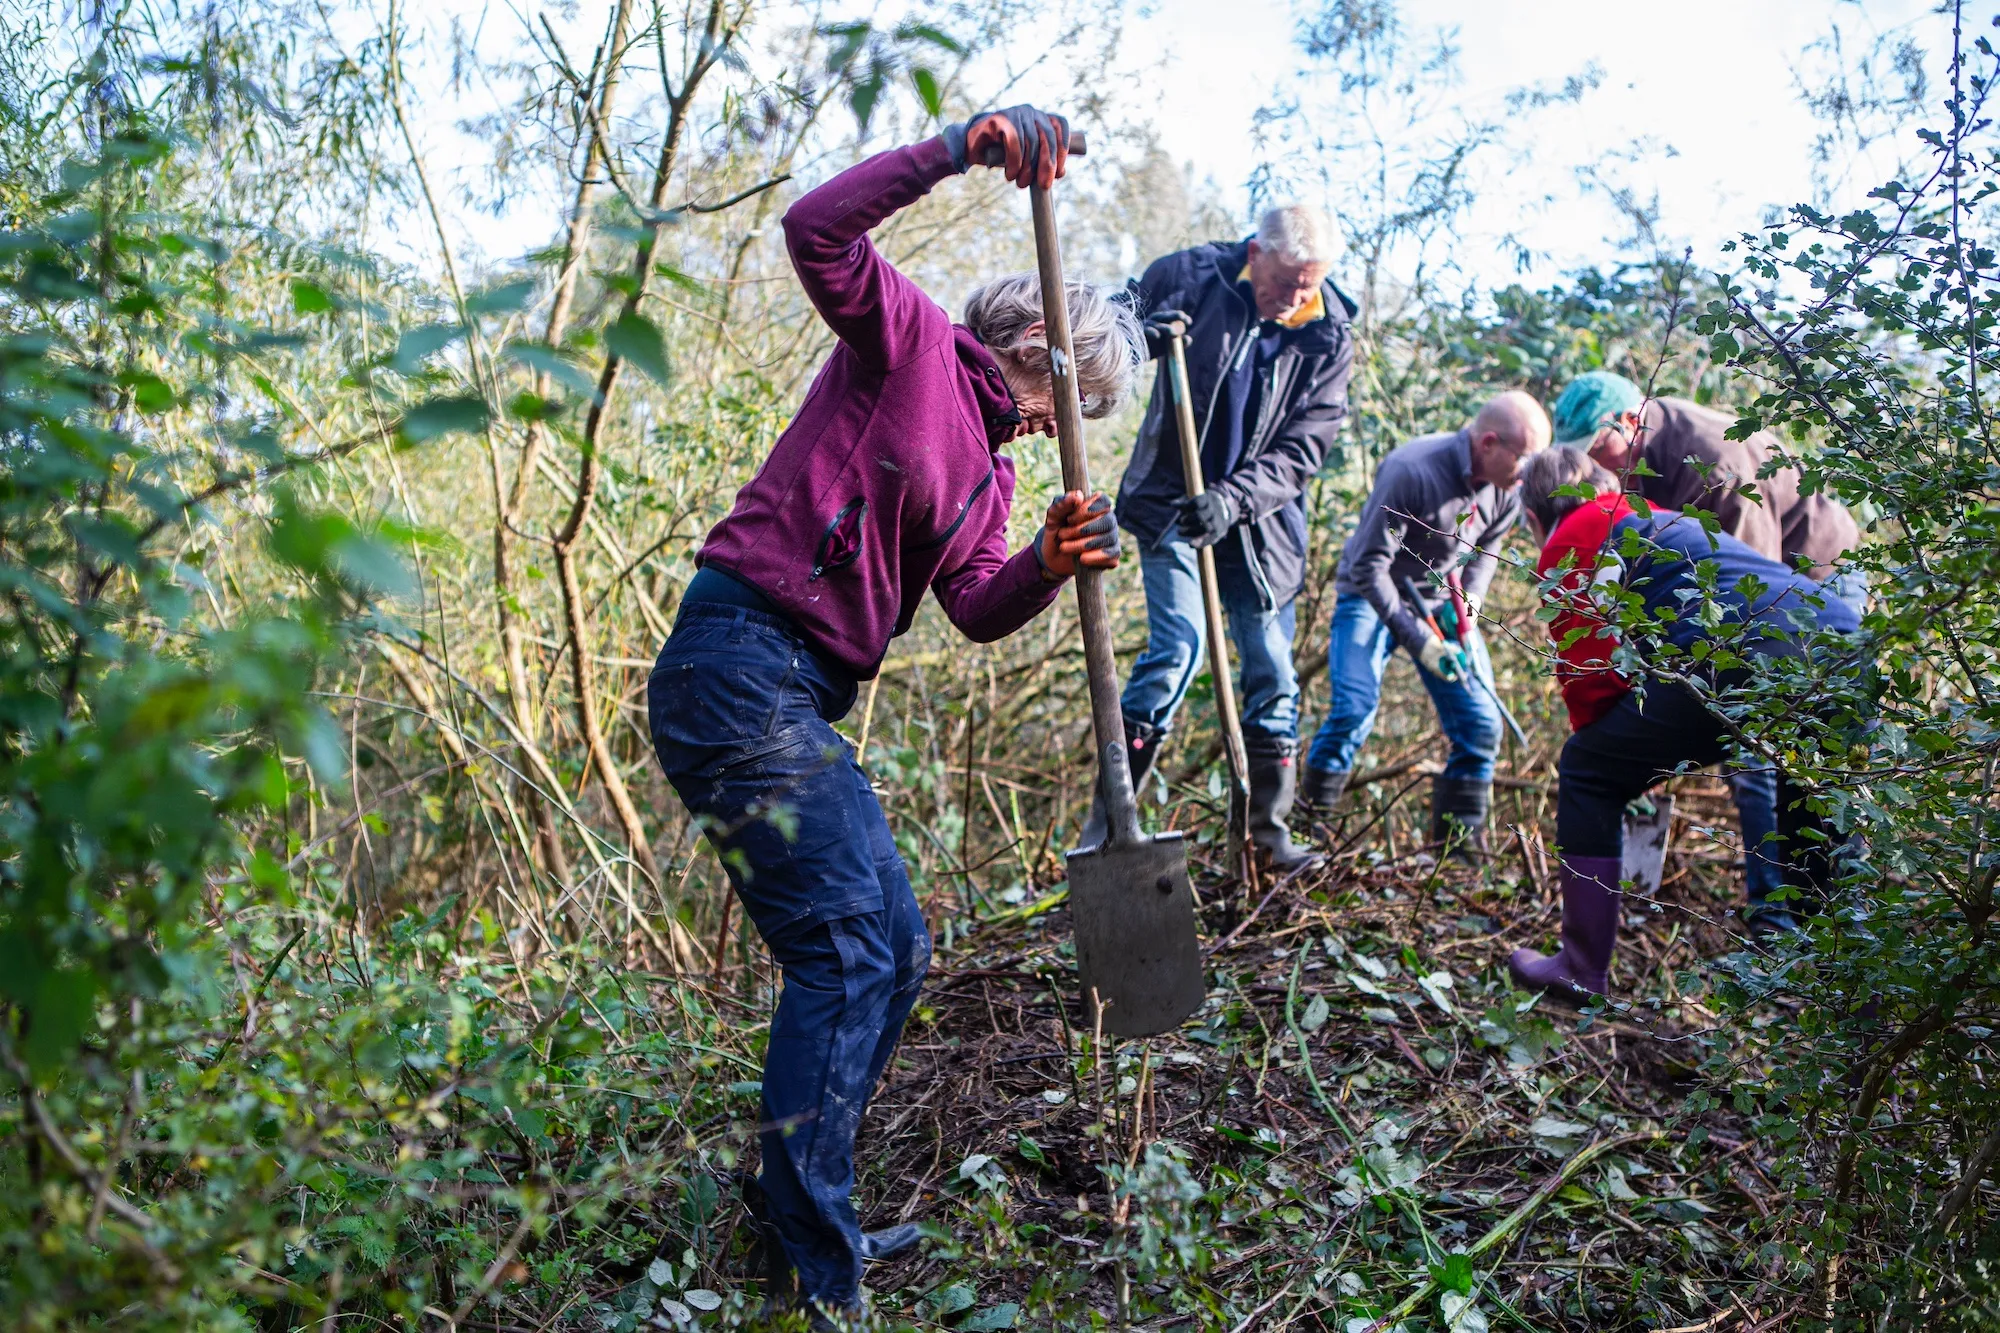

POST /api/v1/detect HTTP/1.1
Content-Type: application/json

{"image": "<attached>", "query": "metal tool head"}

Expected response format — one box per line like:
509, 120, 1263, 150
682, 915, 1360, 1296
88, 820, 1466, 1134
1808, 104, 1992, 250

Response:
1620, 794, 1676, 898
1065, 830, 1206, 1037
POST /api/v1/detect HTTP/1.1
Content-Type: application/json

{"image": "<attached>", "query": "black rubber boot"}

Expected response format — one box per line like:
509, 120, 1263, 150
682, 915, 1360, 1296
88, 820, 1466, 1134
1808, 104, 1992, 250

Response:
1079, 715, 1165, 850
735, 1174, 799, 1317
1428, 775, 1492, 860
1300, 765, 1350, 815
1246, 738, 1321, 873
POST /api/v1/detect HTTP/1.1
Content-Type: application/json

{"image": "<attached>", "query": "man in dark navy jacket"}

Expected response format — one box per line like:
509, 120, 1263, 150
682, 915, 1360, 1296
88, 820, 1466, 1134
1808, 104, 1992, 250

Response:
1085, 205, 1357, 870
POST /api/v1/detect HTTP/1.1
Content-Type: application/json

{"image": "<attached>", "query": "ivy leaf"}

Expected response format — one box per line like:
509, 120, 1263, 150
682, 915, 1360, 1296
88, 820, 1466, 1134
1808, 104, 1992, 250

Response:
1428, 1252, 1475, 1295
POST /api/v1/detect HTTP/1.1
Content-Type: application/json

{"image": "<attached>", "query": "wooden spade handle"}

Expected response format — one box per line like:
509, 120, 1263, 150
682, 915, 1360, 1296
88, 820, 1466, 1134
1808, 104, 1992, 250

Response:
1167, 333, 1251, 809
1025, 178, 1141, 849
974, 129, 1087, 167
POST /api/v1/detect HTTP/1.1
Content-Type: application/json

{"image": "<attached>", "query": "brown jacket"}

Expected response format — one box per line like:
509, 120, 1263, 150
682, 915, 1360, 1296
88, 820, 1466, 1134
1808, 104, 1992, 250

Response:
1630, 397, 1859, 580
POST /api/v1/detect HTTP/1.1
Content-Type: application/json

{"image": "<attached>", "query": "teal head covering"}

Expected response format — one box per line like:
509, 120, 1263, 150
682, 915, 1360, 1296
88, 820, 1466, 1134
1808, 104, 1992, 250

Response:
1551, 371, 1644, 446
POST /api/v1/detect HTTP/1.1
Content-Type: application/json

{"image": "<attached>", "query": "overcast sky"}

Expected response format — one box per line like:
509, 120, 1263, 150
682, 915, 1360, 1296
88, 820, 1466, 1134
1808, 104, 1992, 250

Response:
411, 0, 1956, 295
1095, 0, 1949, 285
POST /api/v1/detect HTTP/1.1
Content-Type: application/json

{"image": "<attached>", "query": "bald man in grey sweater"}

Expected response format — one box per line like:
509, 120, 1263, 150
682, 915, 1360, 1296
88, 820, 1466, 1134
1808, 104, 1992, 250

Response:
1303, 392, 1550, 851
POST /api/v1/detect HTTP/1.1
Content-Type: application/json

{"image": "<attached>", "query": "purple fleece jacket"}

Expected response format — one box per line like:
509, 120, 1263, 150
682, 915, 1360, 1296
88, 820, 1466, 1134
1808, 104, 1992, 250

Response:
696, 137, 1061, 678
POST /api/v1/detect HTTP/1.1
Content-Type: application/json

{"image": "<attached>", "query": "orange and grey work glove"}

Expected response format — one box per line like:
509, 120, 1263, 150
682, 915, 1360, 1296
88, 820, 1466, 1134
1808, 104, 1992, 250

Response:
1034, 491, 1119, 581
944, 105, 1070, 189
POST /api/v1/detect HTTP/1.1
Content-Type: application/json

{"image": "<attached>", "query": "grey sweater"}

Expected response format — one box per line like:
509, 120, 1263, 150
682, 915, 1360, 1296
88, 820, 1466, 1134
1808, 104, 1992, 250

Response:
1334, 428, 1523, 655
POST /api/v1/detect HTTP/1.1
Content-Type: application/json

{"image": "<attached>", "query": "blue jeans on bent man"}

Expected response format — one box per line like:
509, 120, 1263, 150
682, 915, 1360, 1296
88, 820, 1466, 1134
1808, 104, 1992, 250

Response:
647, 602, 929, 1309
1119, 533, 1300, 744
1305, 593, 1501, 782
1726, 573, 1865, 907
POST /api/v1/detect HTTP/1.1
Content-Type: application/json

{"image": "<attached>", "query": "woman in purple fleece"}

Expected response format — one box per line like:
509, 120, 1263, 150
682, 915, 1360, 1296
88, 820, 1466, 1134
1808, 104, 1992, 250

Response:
647, 107, 1142, 1324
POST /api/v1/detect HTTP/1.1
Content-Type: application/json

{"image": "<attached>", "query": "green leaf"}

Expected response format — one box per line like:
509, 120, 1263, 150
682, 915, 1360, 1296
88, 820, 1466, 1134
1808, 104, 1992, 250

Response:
911, 67, 943, 119
290, 278, 334, 313
329, 531, 415, 597
468, 277, 535, 315
605, 312, 672, 388
398, 394, 490, 444
848, 67, 886, 133
893, 21, 967, 55
922, 1282, 977, 1319
506, 391, 562, 423
1428, 1252, 1475, 1296
502, 340, 598, 395
391, 323, 466, 375
122, 371, 176, 413
26, 967, 96, 1075
959, 1306, 1019, 1331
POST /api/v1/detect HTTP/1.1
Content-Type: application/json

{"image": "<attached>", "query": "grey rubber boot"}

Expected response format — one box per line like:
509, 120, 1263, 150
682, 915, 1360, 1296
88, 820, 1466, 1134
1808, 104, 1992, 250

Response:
1078, 716, 1164, 851
1246, 738, 1321, 873
1428, 774, 1492, 860
859, 1223, 923, 1262
1300, 765, 1350, 815
1508, 854, 1622, 997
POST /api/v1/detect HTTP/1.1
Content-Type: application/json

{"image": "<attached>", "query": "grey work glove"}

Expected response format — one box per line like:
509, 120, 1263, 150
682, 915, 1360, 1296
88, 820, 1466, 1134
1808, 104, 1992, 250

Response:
1141, 308, 1191, 360
1171, 490, 1237, 549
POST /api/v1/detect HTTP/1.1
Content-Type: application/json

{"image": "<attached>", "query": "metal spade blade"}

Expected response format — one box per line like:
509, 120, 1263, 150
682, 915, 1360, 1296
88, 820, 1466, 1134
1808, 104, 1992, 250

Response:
1024, 167, 1205, 1038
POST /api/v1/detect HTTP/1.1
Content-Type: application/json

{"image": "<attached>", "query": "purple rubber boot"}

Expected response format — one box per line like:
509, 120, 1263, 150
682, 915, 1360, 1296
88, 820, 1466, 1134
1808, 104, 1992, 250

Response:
1509, 855, 1623, 998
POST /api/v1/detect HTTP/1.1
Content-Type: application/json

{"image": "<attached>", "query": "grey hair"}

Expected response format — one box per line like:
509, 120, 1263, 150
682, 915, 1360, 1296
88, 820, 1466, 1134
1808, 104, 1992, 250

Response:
963, 272, 1145, 419
1255, 204, 1339, 265
1522, 445, 1620, 535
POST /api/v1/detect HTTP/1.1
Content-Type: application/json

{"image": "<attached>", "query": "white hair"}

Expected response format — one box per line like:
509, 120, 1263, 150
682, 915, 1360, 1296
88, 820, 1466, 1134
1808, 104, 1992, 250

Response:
1254, 204, 1339, 265
963, 272, 1145, 419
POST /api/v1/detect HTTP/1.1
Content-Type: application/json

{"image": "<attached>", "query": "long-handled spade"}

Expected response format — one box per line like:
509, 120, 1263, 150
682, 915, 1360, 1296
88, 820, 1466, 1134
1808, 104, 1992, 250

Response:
1018, 141, 1206, 1038
1164, 326, 1253, 876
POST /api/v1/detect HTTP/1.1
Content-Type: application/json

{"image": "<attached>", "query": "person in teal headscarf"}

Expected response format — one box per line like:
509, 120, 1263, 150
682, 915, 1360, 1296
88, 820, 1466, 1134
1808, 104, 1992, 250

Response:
1546, 369, 1862, 938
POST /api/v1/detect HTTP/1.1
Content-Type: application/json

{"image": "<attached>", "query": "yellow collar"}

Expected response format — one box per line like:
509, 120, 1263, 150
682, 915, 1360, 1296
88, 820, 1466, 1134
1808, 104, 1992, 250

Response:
1237, 264, 1327, 329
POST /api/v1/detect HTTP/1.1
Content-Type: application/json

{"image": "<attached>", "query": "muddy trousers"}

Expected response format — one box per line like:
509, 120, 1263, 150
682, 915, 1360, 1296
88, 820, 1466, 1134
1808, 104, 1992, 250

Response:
649, 599, 930, 1309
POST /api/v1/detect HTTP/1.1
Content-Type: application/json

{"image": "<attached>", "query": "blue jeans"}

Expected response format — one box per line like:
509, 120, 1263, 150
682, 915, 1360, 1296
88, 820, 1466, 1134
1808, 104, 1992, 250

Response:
1305, 594, 1501, 782
1120, 534, 1300, 743
1730, 766, 1782, 905
1730, 572, 1862, 906
648, 604, 929, 1308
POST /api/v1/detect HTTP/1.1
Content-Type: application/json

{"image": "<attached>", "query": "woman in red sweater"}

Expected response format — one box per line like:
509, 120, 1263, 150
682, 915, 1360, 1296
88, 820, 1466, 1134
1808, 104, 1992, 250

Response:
1513, 448, 1860, 997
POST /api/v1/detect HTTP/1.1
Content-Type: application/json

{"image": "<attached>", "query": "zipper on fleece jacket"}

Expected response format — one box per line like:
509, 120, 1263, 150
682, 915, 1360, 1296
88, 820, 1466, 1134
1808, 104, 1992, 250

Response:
1202, 290, 1280, 611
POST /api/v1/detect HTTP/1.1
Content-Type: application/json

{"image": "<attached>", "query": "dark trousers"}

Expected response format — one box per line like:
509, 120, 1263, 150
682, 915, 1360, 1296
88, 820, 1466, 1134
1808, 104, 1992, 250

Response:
648, 604, 929, 1307
1558, 677, 1833, 901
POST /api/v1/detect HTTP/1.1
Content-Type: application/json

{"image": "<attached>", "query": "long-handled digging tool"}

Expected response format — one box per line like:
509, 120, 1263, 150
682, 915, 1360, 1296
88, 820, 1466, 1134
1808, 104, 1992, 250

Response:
1164, 326, 1253, 875
1015, 139, 1205, 1038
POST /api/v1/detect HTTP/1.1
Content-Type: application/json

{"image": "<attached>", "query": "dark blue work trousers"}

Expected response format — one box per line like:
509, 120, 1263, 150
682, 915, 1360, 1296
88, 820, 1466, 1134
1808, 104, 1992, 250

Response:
648, 604, 929, 1308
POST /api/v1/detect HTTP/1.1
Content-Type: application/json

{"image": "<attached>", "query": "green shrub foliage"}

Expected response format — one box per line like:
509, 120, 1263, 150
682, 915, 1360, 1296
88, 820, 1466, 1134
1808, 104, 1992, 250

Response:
1679, 25, 2000, 1322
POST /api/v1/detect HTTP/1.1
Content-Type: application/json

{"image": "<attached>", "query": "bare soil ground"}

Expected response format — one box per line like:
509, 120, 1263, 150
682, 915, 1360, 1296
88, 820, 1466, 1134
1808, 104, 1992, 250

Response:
689, 771, 1793, 1331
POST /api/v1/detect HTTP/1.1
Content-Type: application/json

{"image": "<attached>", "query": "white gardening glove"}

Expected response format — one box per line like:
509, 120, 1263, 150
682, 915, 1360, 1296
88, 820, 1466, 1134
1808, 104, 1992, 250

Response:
1418, 633, 1466, 682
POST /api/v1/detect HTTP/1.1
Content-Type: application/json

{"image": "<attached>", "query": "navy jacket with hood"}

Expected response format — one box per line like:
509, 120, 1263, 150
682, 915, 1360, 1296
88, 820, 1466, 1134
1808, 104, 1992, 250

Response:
1115, 238, 1358, 609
